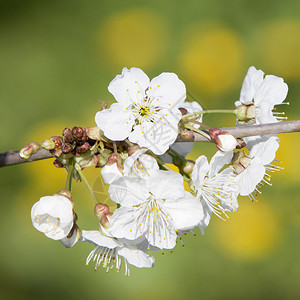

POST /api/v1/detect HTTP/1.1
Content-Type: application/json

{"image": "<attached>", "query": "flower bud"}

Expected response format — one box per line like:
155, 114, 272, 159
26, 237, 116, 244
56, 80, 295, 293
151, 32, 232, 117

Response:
41, 139, 56, 150
231, 151, 252, 174
76, 142, 90, 154
107, 153, 122, 166
97, 149, 113, 167
53, 159, 64, 168
128, 145, 141, 156
236, 138, 246, 149
63, 128, 74, 143
179, 107, 188, 115
85, 126, 101, 141
209, 128, 237, 152
182, 160, 195, 176
19, 142, 40, 159
94, 203, 112, 229
235, 104, 256, 124
62, 143, 74, 154
72, 126, 87, 142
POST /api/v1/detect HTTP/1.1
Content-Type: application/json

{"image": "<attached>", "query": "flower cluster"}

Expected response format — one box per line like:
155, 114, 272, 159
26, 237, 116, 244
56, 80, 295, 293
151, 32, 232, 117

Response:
25, 66, 288, 276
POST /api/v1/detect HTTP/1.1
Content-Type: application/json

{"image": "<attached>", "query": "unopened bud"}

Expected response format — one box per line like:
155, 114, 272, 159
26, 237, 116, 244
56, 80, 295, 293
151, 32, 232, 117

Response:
94, 203, 112, 228
62, 143, 74, 154
107, 153, 122, 166
50, 136, 63, 148
179, 107, 188, 115
235, 104, 256, 124
53, 159, 64, 168
63, 128, 74, 143
236, 138, 246, 149
41, 139, 56, 150
76, 142, 90, 154
209, 128, 237, 152
183, 160, 195, 176
128, 145, 141, 156
19, 142, 40, 159
85, 127, 101, 141
231, 152, 252, 174
72, 126, 87, 142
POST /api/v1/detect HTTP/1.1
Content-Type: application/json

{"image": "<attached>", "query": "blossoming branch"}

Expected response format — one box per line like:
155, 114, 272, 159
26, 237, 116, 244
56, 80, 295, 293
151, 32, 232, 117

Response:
1, 66, 299, 276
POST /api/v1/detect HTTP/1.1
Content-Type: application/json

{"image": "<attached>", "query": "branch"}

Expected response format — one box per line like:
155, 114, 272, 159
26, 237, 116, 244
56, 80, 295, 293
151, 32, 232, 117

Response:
0, 148, 53, 167
176, 120, 300, 142
1, 120, 300, 167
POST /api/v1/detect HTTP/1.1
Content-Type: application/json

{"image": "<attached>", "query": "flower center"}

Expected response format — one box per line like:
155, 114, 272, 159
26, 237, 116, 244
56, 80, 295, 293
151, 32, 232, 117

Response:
131, 98, 161, 124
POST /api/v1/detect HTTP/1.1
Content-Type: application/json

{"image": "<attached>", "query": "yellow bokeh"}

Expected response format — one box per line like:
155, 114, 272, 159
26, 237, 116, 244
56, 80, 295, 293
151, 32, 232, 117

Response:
256, 19, 300, 80
98, 8, 169, 69
213, 200, 279, 260
180, 22, 244, 95
276, 133, 300, 184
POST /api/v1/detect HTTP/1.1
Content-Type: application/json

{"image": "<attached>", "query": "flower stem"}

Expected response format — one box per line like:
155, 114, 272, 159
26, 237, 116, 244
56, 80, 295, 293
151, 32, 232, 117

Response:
182, 124, 211, 140
65, 161, 74, 191
182, 109, 236, 120
77, 168, 99, 204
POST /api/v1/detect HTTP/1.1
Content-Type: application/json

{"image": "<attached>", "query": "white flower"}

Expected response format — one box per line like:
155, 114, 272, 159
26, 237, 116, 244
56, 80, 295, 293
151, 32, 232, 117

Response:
235, 66, 288, 146
237, 136, 280, 199
108, 170, 204, 249
82, 230, 154, 276
192, 151, 239, 222
101, 163, 123, 184
123, 148, 159, 178
95, 67, 186, 155
160, 101, 203, 163
31, 195, 74, 240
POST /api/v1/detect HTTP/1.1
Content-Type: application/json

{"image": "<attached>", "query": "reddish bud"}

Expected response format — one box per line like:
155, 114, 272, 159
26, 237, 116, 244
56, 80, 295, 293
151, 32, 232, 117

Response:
76, 142, 90, 154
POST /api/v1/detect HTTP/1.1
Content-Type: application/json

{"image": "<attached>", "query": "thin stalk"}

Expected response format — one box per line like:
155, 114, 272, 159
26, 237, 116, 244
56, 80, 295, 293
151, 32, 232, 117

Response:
182, 109, 236, 120
77, 169, 99, 204
182, 124, 211, 140
65, 161, 74, 191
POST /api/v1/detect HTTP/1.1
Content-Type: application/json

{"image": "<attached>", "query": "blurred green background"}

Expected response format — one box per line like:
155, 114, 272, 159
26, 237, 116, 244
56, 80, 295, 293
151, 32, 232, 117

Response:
1, 0, 300, 299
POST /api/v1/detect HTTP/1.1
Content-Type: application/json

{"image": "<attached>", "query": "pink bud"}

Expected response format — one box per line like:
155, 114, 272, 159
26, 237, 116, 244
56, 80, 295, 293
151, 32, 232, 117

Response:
209, 128, 237, 152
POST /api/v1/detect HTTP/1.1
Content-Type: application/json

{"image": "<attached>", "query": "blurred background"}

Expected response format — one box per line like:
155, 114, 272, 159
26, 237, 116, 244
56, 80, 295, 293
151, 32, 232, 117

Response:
0, 0, 300, 299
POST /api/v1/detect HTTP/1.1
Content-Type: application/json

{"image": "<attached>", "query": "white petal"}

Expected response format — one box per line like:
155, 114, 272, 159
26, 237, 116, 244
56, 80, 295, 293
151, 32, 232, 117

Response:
192, 156, 210, 190
108, 176, 149, 206
164, 192, 204, 231
250, 136, 279, 165
31, 195, 73, 223
255, 75, 288, 108
95, 103, 134, 141
108, 207, 141, 241
117, 245, 155, 268
108, 67, 150, 107
198, 202, 212, 234
240, 66, 264, 104
147, 72, 186, 108
209, 150, 233, 178
81, 230, 122, 248
148, 170, 185, 200
129, 108, 181, 155
238, 162, 265, 196
60, 228, 80, 248
101, 163, 122, 184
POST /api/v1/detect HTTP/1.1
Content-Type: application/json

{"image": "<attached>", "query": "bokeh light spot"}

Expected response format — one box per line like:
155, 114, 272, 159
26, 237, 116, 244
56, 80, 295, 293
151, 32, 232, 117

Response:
98, 8, 168, 69
256, 19, 300, 80
180, 22, 244, 95
213, 200, 279, 260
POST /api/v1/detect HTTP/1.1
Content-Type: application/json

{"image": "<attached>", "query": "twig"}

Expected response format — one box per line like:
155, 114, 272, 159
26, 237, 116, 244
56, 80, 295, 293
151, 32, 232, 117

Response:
1, 120, 300, 167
